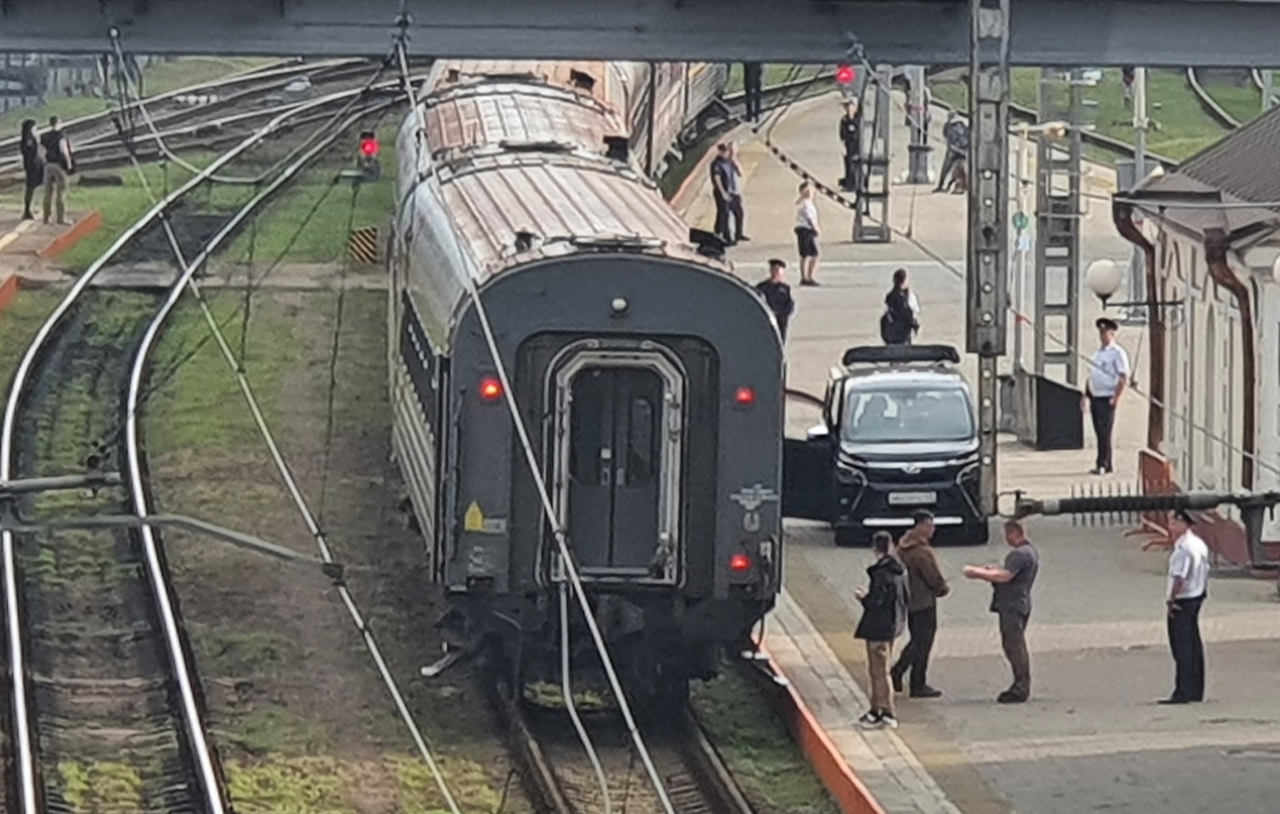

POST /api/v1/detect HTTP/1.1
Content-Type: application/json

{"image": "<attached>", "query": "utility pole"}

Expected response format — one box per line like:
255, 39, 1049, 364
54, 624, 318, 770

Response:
967, 0, 1011, 515
1263, 69, 1275, 112
905, 65, 931, 184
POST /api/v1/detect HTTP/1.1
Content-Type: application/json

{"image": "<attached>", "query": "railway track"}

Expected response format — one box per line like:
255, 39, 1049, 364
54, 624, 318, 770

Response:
1186, 67, 1243, 130
0, 56, 429, 190
501, 688, 754, 814
0, 81, 401, 814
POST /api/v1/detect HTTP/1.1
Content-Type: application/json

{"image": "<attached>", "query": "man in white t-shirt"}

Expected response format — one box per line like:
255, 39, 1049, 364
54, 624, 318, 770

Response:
1082, 317, 1131, 475
1161, 509, 1210, 704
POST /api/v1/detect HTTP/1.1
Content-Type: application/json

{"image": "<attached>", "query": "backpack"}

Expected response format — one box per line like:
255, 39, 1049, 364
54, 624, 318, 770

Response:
880, 289, 915, 344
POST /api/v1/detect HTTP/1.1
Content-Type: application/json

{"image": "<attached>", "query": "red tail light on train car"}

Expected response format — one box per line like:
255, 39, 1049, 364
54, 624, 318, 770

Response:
734, 386, 755, 406
479, 377, 504, 402
729, 553, 753, 572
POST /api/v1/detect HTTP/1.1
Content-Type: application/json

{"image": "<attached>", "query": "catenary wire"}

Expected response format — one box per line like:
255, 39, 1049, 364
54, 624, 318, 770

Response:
109, 33, 466, 814
392, 29, 676, 814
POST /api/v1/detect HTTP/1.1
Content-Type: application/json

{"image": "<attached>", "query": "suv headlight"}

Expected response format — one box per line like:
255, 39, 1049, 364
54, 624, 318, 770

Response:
835, 465, 867, 486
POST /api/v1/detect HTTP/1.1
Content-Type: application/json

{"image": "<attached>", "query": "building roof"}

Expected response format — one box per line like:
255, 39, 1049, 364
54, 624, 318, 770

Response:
1129, 105, 1280, 245
1177, 103, 1280, 206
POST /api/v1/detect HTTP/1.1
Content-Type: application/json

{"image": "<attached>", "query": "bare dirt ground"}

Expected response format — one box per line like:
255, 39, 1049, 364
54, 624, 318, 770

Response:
144, 288, 530, 813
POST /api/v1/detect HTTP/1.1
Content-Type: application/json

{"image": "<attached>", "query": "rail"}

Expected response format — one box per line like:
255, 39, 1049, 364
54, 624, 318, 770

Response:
1185, 67, 1242, 130
0, 83, 396, 814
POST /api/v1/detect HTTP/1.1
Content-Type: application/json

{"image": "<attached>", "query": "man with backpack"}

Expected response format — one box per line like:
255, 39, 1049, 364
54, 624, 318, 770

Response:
854, 530, 909, 730
880, 268, 920, 345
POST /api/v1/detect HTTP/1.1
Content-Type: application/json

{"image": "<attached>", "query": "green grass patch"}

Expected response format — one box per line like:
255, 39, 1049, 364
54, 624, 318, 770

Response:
0, 289, 64, 400
142, 293, 298, 452
726, 64, 828, 95
693, 671, 839, 814
931, 68, 1254, 163
222, 125, 397, 266
0, 57, 276, 134
659, 119, 736, 200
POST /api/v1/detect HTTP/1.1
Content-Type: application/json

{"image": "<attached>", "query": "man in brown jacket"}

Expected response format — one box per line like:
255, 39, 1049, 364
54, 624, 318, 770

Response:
890, 510, 950, 697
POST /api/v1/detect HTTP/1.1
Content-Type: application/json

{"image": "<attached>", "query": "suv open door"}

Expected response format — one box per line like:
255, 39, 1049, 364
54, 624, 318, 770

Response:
781, 388, 835, 521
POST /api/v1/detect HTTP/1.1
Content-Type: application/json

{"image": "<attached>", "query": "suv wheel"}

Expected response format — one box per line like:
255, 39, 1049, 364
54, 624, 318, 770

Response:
833, 527, 867, 548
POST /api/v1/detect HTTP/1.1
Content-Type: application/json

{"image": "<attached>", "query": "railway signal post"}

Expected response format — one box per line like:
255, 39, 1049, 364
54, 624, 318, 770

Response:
967, 0, 1011, 515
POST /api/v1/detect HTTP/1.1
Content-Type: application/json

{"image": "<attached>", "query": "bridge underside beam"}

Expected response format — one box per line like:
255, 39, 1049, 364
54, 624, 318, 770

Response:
2, 0, 1279, 66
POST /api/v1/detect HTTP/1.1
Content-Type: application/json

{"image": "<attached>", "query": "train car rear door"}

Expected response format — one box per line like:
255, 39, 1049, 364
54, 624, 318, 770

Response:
554, 350, 683, 584
782, 388, 835, 521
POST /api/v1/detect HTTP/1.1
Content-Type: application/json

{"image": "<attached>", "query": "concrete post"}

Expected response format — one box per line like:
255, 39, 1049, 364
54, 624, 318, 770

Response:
1126, 67, 1150, 324
967, 0, 1011, 514
905, 65, 932, 184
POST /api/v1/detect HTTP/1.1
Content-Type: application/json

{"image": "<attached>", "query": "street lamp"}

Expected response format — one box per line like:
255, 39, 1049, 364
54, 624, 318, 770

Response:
1086, 257, 1183, 309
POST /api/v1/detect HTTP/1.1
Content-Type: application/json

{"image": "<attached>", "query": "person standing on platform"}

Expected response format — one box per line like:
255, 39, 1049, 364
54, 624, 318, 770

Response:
19, 119, 44, 221
880, 268, 921, 345
39, 115, 74, 226
964, 519, 1040, 703
891, 511, 949, 698
1161, 509, 1210, 704
755, 258, 795, 341
1082, 317, 1130, 475
711, 142, 746, 245
839, 101, 862, 193
794, 181, 820, 286
743, 62, 764, 123
854, 531, 909, 730
936, 111, 967, 193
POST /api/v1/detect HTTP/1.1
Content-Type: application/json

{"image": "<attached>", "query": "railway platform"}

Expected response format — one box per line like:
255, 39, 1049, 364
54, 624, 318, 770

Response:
0, 205, 101, 285
685, 92, 1280, 814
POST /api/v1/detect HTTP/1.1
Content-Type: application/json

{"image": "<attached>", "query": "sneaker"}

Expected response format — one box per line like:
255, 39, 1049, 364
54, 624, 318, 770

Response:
879, 712, 899, 730
856, 710, 883, 729
997, 690, 1028, 704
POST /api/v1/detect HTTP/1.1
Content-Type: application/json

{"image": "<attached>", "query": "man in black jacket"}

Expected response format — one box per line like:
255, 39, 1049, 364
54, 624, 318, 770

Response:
854, 531, 909, 730
754, 258, 795, 341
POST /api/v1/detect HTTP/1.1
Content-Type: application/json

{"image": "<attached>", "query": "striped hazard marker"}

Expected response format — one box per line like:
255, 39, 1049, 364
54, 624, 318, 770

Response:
347, 226, 380, 263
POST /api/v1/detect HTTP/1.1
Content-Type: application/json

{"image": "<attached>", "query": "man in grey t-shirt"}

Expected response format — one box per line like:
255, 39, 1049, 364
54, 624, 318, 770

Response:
965, 519, 1040, 703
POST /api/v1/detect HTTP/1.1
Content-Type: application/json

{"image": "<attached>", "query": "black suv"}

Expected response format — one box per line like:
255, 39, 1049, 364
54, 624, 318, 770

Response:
783, 345, 988, 546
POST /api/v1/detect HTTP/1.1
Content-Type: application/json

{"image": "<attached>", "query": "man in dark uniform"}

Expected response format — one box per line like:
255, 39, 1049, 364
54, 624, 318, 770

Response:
965, 519, 1040, 703
755, 259, 795, 340
39, 115, 74, 225
743, 62, 764, 123
839, 101, 862, 192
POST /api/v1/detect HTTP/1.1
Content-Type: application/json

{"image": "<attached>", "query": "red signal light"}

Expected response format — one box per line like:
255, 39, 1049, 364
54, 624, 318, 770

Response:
360, 137, 379, 157
479, 377, 503, 402
836, 64, 857, 85
734, 386, 755, 406
729, 553, 753, 573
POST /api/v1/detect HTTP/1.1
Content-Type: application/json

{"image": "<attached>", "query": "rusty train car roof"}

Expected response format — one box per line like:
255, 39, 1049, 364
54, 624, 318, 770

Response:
414, 62, 721, 282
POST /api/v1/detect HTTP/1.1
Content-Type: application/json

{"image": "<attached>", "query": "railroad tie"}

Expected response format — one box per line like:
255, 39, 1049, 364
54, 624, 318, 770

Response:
347, 226, 380, 264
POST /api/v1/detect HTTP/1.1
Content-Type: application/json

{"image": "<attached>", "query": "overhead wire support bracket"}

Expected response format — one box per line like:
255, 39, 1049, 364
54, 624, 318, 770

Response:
967, 0, 1011, 516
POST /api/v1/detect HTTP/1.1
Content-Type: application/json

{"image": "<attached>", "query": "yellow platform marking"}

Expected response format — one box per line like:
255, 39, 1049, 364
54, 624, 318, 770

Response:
0, 219, 35, 254
464, 501, 485, 532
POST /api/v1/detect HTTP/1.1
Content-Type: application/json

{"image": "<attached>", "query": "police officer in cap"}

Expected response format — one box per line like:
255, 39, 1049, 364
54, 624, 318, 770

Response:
1162, 508, 1210, 703
1082, 317, 1130, 474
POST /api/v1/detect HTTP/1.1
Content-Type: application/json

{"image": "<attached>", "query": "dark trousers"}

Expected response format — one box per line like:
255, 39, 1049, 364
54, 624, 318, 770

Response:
743, 63, 763, 122
936, 149, 961, 191
998, 610, 1032, 698
892, 606, 937, 690
1089, 395, 1116, 471
841, 146, 861, 192
1167, 594, 1206, 701
714, 193, 744, 242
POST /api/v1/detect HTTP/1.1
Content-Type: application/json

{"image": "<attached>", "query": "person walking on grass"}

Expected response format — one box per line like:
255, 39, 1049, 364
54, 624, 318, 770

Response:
964, 519, 1040, 703
39, 115, 74, 226
891, 510, 949, 698
855, 531, 909, 730
19, 119, 44, 221
794, 181, 820, 286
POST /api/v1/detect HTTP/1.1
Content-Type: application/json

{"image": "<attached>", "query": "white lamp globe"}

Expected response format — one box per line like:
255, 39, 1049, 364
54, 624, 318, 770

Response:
1086, 259, 1123, 301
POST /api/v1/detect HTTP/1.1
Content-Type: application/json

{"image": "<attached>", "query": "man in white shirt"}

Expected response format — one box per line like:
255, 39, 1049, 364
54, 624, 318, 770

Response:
1081, 317, 1131, 475
1161, 509, 1210, 704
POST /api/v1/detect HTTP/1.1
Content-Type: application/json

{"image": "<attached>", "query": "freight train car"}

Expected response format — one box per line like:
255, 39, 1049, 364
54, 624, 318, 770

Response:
388, 60, 779, 697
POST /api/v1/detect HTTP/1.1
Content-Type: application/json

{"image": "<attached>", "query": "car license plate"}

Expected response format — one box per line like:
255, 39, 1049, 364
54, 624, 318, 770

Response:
888, 491, 936, 506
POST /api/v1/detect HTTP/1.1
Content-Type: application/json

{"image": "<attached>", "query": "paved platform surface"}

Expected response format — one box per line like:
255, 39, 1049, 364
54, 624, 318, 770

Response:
691, 94, 1280, 814
0, 206, 93, 281
687, 92, 1146, 498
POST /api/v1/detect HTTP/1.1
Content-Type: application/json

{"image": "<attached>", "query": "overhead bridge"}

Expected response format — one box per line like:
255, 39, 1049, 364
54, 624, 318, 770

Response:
4, 0, 1280, 66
